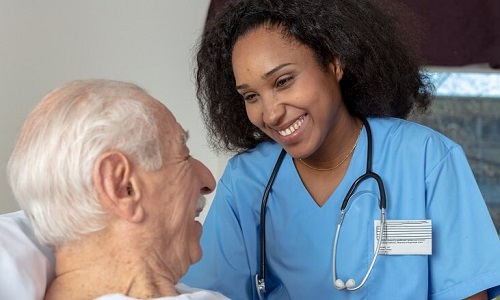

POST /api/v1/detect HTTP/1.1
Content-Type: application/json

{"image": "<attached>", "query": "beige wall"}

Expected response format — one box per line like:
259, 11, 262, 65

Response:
0, 0, 227, 222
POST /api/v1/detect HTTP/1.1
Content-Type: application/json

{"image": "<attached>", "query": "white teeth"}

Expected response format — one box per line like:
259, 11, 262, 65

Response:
279, 116, 304, 137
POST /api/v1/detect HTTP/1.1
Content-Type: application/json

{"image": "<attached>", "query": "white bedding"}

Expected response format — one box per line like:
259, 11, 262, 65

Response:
0, 210, 55, 300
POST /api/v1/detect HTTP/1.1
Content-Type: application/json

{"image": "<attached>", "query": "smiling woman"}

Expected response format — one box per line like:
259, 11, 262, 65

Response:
180, 0, 500, 299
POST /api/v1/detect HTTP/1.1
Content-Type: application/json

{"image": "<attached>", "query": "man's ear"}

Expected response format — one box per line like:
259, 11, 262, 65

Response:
93, 152, 144, 223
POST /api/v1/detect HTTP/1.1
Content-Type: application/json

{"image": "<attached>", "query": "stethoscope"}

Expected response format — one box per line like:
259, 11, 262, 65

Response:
255, 118, 387, 299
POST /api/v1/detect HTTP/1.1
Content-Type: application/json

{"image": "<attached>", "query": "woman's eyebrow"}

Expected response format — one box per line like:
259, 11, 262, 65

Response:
235, 63, 293, 90
262, 63, 292, 79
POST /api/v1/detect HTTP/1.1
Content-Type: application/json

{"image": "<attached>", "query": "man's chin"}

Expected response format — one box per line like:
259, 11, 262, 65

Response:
190, 246, 203, 264
190, 237, 203, 262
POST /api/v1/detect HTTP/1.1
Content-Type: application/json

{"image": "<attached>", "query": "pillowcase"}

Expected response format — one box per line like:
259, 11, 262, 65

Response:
0, 210, 55, 299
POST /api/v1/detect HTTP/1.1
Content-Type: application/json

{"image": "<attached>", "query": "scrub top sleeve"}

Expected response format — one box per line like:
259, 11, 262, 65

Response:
181, 176, 255, 300
425, 147, 500, 299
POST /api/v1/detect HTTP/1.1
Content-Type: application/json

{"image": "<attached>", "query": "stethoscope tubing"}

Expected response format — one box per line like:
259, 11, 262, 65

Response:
256, 148, 286, 298
256, 118, 386, 298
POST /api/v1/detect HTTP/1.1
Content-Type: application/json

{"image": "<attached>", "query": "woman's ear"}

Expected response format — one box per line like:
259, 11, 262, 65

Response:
93, 152, 144, 223
329, 56, 344, 81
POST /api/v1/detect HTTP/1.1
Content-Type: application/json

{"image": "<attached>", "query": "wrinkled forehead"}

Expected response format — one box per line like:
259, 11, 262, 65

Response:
152, 100, 189, 148
152, 99, 178, 132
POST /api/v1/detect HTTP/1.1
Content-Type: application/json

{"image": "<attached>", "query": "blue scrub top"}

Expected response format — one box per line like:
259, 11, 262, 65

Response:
183, 117, 500, 300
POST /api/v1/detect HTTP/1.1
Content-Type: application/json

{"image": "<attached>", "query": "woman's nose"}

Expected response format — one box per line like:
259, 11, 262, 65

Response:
261, 95, 285, 126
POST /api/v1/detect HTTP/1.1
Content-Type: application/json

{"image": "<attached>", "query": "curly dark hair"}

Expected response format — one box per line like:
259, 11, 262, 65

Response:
195, 0, 434, 153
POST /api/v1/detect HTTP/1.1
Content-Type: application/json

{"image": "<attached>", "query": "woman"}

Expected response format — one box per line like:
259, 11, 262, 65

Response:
182, 0, 500, 299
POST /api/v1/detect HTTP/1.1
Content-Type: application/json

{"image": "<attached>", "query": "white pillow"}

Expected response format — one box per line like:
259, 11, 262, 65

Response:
0, 210, 55, 300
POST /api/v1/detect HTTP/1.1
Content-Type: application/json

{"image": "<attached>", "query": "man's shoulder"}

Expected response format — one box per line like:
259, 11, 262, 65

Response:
94, 284, 230, 299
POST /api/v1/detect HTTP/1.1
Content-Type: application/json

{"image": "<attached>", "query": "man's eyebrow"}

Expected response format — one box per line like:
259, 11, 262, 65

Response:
235, 63, 292, 90
184, 130, 190, 142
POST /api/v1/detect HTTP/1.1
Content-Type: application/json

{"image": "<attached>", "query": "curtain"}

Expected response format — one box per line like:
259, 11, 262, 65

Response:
204, 0, 500, 68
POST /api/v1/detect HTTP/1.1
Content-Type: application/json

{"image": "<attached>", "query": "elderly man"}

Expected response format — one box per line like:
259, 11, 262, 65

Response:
6, 79, 229, 299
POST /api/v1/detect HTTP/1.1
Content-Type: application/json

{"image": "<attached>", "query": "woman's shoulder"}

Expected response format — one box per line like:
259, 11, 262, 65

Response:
222, 141, 283, 179
368, 117, 469, 178
368, 117, 461, 151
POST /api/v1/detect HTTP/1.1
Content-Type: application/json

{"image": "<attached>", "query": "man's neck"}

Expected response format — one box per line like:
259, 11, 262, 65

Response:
45, 233, 180, 299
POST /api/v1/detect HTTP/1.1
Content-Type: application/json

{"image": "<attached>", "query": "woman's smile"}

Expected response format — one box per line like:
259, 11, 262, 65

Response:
277, 115, 305, 137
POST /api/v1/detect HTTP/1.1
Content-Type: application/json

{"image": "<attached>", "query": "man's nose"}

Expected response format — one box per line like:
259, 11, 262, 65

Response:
194, 158, 216, 195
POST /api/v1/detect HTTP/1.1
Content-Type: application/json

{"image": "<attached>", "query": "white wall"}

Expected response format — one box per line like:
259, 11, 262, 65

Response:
0, 0, 227, 221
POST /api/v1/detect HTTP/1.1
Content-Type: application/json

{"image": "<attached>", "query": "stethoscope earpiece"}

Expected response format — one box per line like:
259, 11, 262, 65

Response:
346, 279, 356, 289
334, 279, 345, 289
334, 278, 357, 290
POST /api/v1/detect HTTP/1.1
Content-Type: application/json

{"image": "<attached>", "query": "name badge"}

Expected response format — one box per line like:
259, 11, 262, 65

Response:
374, 220, 432, 255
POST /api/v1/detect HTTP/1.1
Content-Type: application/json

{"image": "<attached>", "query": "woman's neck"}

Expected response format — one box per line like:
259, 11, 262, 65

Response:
301, 114, 362, 169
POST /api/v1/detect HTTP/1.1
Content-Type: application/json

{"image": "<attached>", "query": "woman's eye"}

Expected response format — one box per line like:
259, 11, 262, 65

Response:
243, 93, 257, 102
276, 76, 293, 87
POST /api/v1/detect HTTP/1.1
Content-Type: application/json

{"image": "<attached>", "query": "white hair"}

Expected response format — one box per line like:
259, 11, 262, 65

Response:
7, 79, 162, 247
